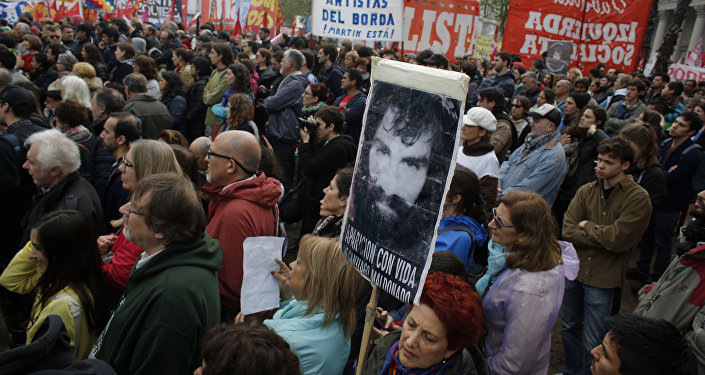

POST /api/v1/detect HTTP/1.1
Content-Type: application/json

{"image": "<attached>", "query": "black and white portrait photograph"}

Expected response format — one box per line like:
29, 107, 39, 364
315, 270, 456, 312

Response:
341, 74, 463, 304
546, 40, 573, 75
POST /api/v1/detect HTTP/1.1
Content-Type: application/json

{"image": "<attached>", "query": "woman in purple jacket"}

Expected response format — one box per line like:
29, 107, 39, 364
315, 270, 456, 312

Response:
480, 190, 579, 375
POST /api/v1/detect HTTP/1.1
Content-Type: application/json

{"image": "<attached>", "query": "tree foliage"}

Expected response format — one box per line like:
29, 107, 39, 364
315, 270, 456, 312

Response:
653, 0, 692, 74
281, 0, 312, 24
481, 0, 510, 33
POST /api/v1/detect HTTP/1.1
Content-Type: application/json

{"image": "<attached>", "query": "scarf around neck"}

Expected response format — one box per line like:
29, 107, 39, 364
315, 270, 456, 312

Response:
524, 130, 559, 151
475, 239, 510, 296
380, 340, 456, 375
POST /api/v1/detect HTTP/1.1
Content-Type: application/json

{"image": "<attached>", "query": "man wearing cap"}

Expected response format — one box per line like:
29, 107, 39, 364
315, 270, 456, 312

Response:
561, 137, 651, 375
0, 85, 47, 255
498, 103, 566, 206
424, 54, 449, 70
456, 107, 499, 215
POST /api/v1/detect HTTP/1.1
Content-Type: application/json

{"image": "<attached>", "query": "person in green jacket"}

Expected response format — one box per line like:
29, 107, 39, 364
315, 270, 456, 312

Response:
203, 43, 234, 137
91, 173, 222, 375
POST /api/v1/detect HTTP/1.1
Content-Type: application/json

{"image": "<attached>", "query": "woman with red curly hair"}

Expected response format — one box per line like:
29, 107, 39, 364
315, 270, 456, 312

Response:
363, 272, 485, 374
481, 190, 579, 374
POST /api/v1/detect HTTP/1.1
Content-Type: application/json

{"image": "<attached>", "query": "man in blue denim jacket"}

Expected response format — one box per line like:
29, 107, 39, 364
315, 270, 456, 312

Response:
498, 104, 566, 206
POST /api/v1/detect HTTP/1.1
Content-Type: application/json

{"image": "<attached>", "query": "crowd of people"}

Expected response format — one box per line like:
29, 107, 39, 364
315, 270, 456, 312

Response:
0, 11, 702, 375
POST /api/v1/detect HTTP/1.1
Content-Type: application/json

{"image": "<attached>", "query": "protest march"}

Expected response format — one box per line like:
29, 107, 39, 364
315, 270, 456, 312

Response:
0, 0, 703, 374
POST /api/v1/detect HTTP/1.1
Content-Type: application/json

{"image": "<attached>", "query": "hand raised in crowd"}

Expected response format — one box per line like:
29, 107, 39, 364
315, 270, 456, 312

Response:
299, 126, 310, 143
97, 234, 116, 255
272, 258, 294, 301
371, 307, 399, 339
560, 134, 571, 145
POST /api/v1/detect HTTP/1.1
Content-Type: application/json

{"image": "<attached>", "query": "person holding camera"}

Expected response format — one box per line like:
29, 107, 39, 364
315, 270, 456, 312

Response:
299, 106, 357, 235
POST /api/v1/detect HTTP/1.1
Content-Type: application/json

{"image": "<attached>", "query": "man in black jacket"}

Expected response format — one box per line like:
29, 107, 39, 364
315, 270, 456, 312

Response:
20, 129, 103, 243
0, 85, 46, 262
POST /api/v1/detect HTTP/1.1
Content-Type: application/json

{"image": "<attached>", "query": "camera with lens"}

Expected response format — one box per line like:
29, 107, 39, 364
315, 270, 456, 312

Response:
298, 117, 319, 131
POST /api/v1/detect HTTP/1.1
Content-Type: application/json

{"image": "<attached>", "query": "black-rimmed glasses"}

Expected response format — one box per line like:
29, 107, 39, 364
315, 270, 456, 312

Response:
207, 149, 256, 176
492, 207, 516, 230
119, 158, 134, 169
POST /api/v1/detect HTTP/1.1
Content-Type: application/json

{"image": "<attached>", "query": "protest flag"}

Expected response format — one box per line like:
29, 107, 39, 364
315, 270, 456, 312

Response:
687, 38, 703, 67
489, 28, 498, 60
53, 0, 65, 22
165, 0, 175, 22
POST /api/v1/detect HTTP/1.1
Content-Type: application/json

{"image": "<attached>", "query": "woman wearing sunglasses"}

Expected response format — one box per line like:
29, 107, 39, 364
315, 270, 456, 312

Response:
478, 190, 579, 375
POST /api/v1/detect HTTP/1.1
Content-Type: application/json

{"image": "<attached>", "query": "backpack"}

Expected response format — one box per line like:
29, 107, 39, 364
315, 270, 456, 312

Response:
437, 225, 488, 276
681, 143, 705, 198
2, 133, 23, 162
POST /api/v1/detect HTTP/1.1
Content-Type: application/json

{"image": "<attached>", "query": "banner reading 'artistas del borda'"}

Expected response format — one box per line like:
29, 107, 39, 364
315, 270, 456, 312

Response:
340, 59, 468, 305
311, 0, 403, 41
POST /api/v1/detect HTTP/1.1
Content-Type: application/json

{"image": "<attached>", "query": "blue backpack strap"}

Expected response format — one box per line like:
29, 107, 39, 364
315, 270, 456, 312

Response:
2, 133, 22, 160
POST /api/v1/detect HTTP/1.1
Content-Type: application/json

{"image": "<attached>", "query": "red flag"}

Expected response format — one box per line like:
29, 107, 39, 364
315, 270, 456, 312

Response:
166, 0, 176, 22
141, 4, 149, 23
489, 28, 498, 61
54, 0, 66, 22
232, 16, 242, 36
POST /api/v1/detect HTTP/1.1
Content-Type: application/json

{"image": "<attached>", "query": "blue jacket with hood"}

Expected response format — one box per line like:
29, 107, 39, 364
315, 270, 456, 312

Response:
435, 215, 488, 272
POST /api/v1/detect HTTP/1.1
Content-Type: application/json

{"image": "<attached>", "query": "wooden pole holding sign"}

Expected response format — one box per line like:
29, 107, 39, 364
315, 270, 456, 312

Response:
355, 284, 380, 375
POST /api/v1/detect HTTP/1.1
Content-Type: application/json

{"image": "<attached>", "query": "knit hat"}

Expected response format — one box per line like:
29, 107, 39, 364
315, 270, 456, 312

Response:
569, 92, 591, 110
463, 107, 497, 133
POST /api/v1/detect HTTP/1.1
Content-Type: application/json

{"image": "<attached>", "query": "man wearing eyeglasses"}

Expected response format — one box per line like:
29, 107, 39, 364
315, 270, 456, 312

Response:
92, 173, 221, 375
561, 137, 652, 375
202, 130, 282, 320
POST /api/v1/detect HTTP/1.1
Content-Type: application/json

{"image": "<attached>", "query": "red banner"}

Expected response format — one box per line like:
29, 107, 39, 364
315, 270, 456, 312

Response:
502, 0, 654, 74
402, 0, 480, 61
244, 0, 281, 35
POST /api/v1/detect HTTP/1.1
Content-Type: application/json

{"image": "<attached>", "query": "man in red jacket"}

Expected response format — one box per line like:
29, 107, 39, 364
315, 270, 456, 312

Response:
203, 130, 282, 319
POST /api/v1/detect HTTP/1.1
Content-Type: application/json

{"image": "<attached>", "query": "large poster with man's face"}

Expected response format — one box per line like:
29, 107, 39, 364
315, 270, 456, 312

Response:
340, 59, 468, 305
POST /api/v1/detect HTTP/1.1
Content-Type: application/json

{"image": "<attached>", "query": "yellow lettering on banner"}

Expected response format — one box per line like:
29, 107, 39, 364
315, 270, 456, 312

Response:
264, 0, 276, 12
250, 0, 263, 7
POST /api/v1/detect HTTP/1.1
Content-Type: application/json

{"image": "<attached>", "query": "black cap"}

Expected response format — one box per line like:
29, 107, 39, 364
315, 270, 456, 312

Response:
0, 85, 36, 108
424, 53, 449, 67
217, 31, 230, 40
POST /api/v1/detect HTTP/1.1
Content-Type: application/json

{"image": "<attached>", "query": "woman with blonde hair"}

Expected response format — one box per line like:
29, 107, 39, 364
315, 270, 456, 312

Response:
568, 67, 583, 82
344, 51, 359, 69
96, 139, 183, 292
480, 190, 579, 375
241, 235, 365, 375
72, 62, 103, 92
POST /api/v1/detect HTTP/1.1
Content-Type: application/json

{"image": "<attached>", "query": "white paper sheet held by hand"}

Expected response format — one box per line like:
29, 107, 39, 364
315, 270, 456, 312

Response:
241, 237, 285, 315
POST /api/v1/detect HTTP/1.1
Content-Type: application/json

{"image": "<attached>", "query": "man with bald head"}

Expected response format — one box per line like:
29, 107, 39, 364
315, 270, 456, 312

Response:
203, 130, 282, 319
